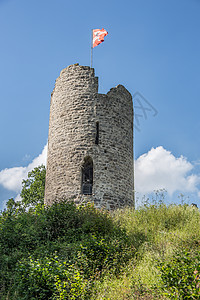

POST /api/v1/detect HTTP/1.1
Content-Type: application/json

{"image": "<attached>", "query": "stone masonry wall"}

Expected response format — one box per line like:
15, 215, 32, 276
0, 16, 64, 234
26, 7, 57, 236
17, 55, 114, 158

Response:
45, 64, 134, 209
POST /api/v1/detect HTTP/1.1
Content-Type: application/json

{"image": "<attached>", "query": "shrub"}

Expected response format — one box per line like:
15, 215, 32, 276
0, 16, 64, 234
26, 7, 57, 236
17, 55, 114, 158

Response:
158, 249, 200, 299
14, 255, 87, 300
0, 200, 135, 299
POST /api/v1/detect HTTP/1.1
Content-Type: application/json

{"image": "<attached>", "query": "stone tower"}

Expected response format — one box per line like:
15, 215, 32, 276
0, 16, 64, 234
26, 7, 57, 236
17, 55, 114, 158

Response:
45, 64, 134, 210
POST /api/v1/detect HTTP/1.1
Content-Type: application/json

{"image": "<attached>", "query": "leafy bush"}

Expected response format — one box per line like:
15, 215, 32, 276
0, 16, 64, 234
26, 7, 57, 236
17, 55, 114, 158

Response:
158, 249, 200, 299
14, 255, 86, 300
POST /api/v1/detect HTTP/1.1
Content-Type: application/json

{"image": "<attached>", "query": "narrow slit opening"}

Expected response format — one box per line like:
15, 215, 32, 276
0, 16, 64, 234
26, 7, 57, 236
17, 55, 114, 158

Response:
95, 121, 99, 145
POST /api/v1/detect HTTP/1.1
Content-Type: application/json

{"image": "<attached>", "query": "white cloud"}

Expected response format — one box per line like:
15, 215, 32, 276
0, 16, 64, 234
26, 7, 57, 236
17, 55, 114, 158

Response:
0, 167, 27, 192
0, 144, 47, 193
135, 146, 200, 195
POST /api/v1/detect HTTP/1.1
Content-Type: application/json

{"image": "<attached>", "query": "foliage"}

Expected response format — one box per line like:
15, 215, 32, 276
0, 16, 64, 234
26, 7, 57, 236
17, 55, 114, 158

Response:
158, 249, 200, 299
20, 164, 46, 208
15, 255, 86, 300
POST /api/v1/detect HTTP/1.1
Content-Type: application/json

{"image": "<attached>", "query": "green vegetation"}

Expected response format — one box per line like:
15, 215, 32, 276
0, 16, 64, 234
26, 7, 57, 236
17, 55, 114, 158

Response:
0, 166, 200, 299
20, 165, 46, 208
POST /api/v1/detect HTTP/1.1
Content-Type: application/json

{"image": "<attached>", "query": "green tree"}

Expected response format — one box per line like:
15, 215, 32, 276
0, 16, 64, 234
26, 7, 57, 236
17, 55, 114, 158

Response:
20, 165, 46, 208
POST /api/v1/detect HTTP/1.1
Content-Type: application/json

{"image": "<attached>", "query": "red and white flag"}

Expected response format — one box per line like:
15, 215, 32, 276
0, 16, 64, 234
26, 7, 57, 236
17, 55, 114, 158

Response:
93, 28, 108, 48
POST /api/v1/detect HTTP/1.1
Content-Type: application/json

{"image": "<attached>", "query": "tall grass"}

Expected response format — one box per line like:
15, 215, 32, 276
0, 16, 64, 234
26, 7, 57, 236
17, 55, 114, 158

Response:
91, 201, 200, 299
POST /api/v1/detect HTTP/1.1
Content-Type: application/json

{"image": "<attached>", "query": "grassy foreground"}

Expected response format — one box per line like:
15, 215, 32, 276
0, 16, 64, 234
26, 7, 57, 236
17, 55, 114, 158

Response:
0, 198, 200, 299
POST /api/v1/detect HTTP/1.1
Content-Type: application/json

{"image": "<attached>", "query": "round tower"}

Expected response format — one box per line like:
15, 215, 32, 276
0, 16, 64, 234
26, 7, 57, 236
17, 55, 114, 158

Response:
45, 64, 134, 209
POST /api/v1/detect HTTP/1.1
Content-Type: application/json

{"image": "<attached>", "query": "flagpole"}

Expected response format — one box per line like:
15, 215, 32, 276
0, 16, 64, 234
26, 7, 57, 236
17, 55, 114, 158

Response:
91, 29, 93, 68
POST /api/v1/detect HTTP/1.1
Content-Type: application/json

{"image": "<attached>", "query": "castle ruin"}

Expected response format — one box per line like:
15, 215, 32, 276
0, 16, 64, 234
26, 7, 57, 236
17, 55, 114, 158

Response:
44, 64, 134, 210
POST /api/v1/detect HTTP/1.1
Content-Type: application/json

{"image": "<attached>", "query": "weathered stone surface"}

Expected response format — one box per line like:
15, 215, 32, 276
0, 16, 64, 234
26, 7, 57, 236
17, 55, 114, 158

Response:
45, 64, 134, 210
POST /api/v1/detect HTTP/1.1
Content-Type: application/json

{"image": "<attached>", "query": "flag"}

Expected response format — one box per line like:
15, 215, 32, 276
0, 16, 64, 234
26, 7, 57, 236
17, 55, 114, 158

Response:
93, 28, 108, 48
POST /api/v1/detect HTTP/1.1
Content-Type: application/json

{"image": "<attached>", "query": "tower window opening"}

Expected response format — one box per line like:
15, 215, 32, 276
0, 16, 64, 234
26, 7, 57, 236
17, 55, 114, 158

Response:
95, 121, 99, 145
82, 157, 93, 195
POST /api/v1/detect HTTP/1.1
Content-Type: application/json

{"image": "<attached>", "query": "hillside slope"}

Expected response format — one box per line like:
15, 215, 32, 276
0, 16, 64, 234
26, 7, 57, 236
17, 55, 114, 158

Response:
0, 196, 200, 299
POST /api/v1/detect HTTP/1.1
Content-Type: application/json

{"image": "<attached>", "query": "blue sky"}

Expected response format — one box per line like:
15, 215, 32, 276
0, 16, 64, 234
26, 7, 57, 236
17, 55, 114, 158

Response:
0, 0, 200, 209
